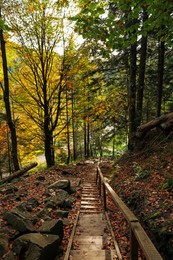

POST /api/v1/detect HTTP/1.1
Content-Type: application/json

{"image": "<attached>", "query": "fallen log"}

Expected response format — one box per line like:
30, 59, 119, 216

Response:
137, 112, 173, 138
0, 162, 38, 185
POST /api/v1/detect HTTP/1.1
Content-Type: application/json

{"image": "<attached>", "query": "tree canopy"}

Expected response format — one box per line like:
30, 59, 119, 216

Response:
0, 0, 173, 169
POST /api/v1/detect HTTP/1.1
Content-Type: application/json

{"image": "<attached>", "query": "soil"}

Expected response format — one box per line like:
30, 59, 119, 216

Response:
0, 141, 172, 260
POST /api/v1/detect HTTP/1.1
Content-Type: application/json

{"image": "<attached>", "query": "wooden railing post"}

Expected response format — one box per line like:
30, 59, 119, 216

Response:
99, 177, 101, 196
102, 182, 107, 211
130, 225, 138, 260
96, 168, 99, 184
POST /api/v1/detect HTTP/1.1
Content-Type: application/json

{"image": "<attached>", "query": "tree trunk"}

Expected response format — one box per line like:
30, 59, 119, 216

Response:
157, 38, 165, 117
0, 8, 20, 171
137, 112, 173, 137
86, 121, 90, 157
84, 121, 87, 158
128, 42, 137, 150
136, 8, 148, 126
72, 91, 77, 161
0, 162, 37, 185
44, 131, 54, 167
66, 87, 70, 164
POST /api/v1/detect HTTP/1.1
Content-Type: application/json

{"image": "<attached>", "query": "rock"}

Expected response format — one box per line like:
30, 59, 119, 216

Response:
44, 189, 74, 210
0, 185, 18, 195
48, 179, 72, 194
36, 175, 45, 181
13, 233, 60, 260
44, 189, 68, 206
63, 197, 75, 208
38, 219, 63, 241
54, 210, 68, 218
0, 234, 8, 257
12, 208, 38, 224
27, 197, 39, 207
45, 200, 57, 209
16, 197, 39, 212
3, 210, 35, 233
61, 170, 69, 175
16, 202, 32, 212
3, 251, 16, 260
70, 178, 81, 191
37, 209, 49, 219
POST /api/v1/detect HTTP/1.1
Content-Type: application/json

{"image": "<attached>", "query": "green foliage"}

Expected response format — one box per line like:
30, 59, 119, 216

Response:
161, 175, 173, 191
0, 18, 10, 31
133, 162, 150, 180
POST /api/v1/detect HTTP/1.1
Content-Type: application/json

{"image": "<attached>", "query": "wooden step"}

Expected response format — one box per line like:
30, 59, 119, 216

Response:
70, 249, 118, 260
64, 175, 122, 260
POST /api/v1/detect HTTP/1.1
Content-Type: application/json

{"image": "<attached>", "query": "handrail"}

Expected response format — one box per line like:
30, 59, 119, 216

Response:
96, 165, 163, 260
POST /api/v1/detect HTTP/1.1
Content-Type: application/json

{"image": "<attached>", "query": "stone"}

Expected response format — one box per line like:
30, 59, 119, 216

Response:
16, 203, 32, 212
38, 219, 63, 241
12, 208, 38, 224
45, 189, 67, 204
3, 251, 16, 260
70, 178, 81, 191
16, 198, 39, 212
36, 175, 45, 181
37, 209, 48, 219
3, 210, 35, 233
0, 185, 18, 195
45, 200, 57, 209
13, 233, 60, 260
0, 234, 8, 257
48, 179, 72, 194
27, 197, 39, 207
54, 210, 68, 218
63, 197, 75, 208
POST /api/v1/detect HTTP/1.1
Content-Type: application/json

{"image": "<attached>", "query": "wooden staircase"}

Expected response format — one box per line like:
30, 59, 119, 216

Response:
66, 173, 122, 260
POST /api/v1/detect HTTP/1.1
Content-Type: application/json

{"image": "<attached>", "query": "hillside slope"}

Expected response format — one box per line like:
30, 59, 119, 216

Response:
107, 136, 173, 259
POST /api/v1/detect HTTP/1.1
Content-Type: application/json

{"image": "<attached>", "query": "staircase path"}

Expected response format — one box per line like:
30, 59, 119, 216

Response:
65, 167, 122, 260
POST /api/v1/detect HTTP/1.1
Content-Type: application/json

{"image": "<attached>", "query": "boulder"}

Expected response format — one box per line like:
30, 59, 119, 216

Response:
27, 197, 39, 207
13, 233, 59, 260
54, 210, 68, 218
17, 197, 39, 212
0, 185, 18, 195
3, 251, 16, 260
37, 209, 49, 219
3, 210, 35, 233
0, 234, 8, 257
48, 179, 72, 194
44, 189, 74, 209
38, 219, 63, 241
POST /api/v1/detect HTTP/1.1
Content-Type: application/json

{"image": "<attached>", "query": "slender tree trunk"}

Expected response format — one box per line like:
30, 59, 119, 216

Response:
84, 119, 90, 158
72, 91, 77, 161
86, 121, 90, 157
157, 39, 165, 117
136, 8, 148, 126
44, 97, 54, 167
0, 9, 20, 171
84, 121, 87, 158
66, 88, 70, 164
128, 42, 137, 150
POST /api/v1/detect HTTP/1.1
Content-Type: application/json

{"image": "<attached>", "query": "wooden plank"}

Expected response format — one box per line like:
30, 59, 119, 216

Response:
131, 222, 163, 260
105, 212, 122, 260
64, 211, 80, 260
70, 249, 117, 260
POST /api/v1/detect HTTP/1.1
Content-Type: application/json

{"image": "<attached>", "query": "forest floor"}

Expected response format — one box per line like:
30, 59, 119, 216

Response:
100, 137, 173, 260
0, 138, 173, 259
